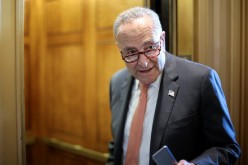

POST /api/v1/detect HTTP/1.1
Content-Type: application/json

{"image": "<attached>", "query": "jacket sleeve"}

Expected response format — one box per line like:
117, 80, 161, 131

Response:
106, 74, 120, 165
106, 140, 114, 165
106, 78, 115, 165
191, 69, 241, 164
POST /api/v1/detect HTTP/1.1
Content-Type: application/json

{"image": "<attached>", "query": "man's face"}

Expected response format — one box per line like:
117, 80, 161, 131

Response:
116, 16, 165, 85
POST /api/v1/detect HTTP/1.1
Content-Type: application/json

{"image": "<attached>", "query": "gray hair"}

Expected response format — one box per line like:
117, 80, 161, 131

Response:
113, 7, 163, 39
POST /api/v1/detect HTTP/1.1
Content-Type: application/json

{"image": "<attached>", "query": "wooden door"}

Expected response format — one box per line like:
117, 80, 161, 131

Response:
24, 0, 144, 164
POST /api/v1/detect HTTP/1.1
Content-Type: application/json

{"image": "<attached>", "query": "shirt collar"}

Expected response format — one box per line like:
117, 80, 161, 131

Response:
134, 73, 162, 90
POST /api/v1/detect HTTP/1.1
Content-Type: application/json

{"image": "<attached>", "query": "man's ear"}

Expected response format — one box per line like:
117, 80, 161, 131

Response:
115, 41, 122, 50
160, 31, 166, 42
160, 31, 166, 52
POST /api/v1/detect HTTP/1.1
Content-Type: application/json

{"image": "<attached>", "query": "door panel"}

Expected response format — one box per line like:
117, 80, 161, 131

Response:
97, 0, 144, 28
96, 42, 125, 151
25, 0, 144, 164
46, 45, 86, 144
46, 0, 83, 34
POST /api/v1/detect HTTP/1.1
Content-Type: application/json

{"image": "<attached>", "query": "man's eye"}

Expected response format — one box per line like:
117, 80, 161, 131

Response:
147, 45, 156, 50
127, 50, 137, 55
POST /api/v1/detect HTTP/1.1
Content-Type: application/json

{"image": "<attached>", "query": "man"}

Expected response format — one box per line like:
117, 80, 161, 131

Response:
107, 7, 241, 165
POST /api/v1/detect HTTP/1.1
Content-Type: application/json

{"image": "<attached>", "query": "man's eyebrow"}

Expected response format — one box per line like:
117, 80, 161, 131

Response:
122, 40, 156, 51
144, 40, 156, 45
123, 47, 137, 52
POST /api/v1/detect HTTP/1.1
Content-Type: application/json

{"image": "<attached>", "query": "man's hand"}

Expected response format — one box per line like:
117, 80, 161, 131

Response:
177, 159, 195, 165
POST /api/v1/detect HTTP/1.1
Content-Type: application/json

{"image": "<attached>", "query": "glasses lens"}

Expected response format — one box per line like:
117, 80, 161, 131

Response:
122, 42, 161, 62
124, 55, 138, 62
145, 50, 157, 57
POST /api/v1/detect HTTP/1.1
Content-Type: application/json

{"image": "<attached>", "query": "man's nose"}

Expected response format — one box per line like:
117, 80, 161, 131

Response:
138, 54, 149, 68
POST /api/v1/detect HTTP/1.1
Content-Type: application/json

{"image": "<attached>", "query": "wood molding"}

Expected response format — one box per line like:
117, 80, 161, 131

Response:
43, 138, 109, 163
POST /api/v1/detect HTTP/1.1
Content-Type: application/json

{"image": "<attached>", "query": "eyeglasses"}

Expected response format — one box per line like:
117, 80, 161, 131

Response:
121, 42, 161, 63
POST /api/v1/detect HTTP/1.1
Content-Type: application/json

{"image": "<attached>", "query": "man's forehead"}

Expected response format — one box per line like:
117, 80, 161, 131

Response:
118, 26, 154, 37
117, 16, 153, 34
117, 27, 158, 46
117, 25, 157, 43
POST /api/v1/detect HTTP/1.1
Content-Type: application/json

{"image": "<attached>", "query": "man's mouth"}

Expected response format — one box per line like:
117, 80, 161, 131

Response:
139, 67, 152, 73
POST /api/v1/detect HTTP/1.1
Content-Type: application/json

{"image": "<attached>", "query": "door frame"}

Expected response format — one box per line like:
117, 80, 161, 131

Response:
0, 0, 25, 164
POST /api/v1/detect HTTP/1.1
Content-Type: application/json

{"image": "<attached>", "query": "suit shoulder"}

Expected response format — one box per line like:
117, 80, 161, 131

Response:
169, 53, 212, 75
111, 68, 130, 85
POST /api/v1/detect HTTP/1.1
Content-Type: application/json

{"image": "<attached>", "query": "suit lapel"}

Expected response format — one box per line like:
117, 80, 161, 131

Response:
150, 54, 180, 164
114, 74, 134, 165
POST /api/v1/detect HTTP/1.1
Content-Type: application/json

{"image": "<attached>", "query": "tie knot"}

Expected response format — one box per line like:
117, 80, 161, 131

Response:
139, 83, 148, 94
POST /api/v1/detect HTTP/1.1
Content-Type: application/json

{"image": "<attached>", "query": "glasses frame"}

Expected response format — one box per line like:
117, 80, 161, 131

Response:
120, 41, 161, 63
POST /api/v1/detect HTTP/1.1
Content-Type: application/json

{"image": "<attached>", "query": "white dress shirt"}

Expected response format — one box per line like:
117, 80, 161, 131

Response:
122, 74, 162, 165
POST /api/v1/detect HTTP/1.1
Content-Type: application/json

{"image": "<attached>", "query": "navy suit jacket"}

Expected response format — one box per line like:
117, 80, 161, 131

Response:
107, 53, 241, 165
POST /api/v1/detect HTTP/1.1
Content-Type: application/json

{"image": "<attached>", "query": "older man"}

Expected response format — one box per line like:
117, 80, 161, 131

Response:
107, 7, 241, 165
